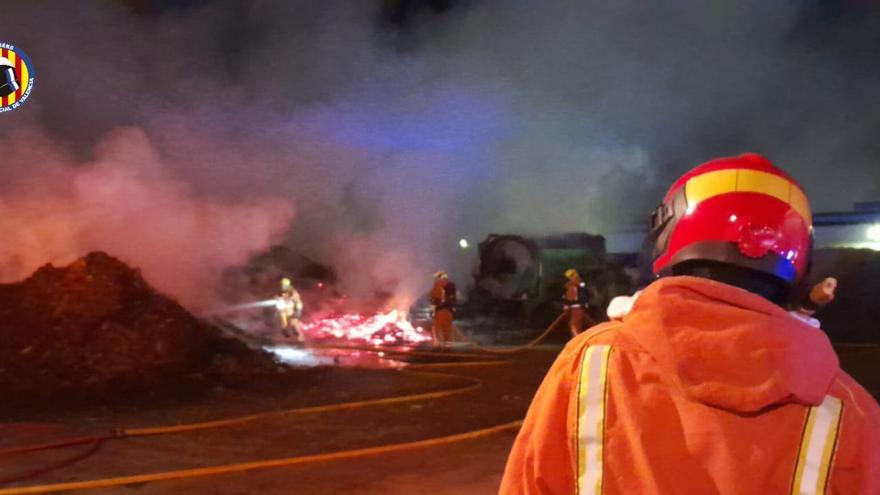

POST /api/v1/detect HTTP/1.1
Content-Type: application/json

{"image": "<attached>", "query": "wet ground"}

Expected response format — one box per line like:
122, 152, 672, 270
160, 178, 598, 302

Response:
0, 344, 553, 494
0, 344, 877, 494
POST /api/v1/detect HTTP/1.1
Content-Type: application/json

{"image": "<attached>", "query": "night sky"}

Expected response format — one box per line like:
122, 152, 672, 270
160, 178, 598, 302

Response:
1, 0, 879, 305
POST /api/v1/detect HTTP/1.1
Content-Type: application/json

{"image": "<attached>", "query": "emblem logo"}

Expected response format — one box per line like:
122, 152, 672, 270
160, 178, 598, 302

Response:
0, 42, 35, 113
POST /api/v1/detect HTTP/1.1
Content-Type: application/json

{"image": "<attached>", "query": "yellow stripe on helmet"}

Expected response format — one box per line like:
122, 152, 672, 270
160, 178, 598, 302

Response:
685, 168, 812, 225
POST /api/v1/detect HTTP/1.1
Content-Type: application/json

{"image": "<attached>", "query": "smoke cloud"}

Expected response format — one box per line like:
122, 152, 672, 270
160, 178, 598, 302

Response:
1, 1, 878, 307
0, 127, 293, 308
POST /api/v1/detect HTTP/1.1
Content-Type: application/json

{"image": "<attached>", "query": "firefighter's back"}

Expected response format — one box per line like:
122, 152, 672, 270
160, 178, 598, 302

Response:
500, 277, 880, 494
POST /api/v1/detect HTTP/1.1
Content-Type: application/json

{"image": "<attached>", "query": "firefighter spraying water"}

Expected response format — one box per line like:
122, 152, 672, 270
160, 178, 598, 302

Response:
276, 277, 304, 342
215, 277, 430, 348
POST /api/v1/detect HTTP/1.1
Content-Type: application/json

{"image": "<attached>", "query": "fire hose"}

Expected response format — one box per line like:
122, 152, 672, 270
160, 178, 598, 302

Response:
450, 311, 570, 354
0, 441, 104, 487
0, 420, 522, 495
0, 352, 524, 494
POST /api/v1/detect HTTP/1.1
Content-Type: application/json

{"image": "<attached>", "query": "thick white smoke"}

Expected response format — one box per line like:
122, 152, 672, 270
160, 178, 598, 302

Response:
1, 0, 878, 308
0, 127, 294, 309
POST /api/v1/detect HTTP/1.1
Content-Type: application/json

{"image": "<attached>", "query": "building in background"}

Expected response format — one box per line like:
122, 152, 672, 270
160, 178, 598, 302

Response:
812, 202, 880, 251
605, 202, 880, 255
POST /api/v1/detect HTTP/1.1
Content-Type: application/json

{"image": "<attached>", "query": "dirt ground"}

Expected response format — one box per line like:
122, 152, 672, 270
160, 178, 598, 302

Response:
0, 346, 554, 494
1, 344, 877, 494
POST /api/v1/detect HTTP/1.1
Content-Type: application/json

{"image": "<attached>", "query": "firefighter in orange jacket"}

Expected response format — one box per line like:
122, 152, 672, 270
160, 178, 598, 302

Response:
563, 269, 593, 338
430, 271, 456, 348
500, 154, 880, 494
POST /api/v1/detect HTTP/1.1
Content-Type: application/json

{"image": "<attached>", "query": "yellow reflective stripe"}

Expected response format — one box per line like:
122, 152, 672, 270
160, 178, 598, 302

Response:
576, 345, 612, 495
790, 186, 811, 225
737, 168, 791, 204
685, 168, 738, 206
791, 396, 843, 495
685, 168, 812, 225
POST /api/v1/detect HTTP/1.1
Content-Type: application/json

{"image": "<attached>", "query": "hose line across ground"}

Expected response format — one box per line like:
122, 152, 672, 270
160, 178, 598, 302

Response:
123, 367, 494, 438
451, 311, 568, 354
0, 350, 525, 493
0, 420, 523, 495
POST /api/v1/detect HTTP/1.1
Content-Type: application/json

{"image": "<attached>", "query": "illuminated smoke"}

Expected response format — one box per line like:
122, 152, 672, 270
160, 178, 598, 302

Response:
0, 128, 294, 309
1, 1, 879, 309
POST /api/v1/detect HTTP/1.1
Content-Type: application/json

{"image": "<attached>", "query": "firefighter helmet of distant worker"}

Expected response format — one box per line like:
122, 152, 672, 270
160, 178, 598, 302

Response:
280, 277, 293, 291
650, 153, 812, 285
433, 270, 448, 280
564, 268, 579, 280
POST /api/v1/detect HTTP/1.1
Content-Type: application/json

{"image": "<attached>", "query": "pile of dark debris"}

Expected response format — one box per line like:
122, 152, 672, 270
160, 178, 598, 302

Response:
0, 252, 286, 409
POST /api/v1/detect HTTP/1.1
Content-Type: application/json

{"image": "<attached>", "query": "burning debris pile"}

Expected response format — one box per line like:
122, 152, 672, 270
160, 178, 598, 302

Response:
302, 310, 431, 346
0, 252, 282, 406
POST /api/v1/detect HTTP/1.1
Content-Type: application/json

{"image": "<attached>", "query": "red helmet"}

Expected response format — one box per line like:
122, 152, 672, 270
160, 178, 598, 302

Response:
651, 153, 813, 285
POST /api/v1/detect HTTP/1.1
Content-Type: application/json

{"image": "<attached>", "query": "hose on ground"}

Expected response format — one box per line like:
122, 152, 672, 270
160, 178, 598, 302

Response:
449, 311, 568, 353
0, 349, 520, 492
0, 440, 103, 487
0, 419, 522, 495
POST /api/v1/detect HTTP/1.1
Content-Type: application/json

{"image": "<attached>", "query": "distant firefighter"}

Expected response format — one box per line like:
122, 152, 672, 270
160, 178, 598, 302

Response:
562, 268, 594, 337
430, 271, 456, 348
275, 277, 304, 342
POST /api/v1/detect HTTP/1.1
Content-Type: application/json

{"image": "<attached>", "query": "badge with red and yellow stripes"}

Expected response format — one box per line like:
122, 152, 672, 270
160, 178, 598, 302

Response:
0, 42, 35, 113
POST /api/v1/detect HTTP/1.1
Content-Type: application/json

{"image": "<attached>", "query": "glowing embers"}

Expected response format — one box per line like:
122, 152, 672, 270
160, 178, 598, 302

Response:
302, 309, 431, 346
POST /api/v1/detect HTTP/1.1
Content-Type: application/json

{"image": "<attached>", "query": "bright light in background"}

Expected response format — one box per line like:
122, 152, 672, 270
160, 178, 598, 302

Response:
868, 224, 880, 242
459, 238, 469, 249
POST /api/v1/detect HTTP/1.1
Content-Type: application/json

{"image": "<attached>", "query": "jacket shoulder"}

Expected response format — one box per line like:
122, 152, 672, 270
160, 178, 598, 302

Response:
564, 319, 642, 354
827, 370, 880, 492
830, 371, 880, 425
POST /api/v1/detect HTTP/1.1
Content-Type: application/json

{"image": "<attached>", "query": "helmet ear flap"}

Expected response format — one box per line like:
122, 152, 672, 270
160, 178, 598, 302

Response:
649, 203, 674, 233
650, 187, 688, 268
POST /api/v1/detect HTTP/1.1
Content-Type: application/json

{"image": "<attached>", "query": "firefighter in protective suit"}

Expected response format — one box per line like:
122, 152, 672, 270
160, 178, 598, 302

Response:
501, 154, 880, 494
275, 277, 304, 342
430, 271, 456, 348
563, 269, 595, 337
0, 57, 19, 98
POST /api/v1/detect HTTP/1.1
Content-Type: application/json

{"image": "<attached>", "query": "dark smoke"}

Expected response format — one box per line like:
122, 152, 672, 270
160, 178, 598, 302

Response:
1, 1, 878, 307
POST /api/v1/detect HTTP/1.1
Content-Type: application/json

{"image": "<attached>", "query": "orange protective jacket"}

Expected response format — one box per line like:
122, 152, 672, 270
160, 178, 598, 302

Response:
431, 279, 447, 302
564, 278, 582, 306
500, 276, 880, 495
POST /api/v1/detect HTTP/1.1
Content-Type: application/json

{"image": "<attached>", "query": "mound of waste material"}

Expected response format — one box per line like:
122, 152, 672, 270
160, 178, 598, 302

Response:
810, 248, 880, 343
0, 252, 282, 405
